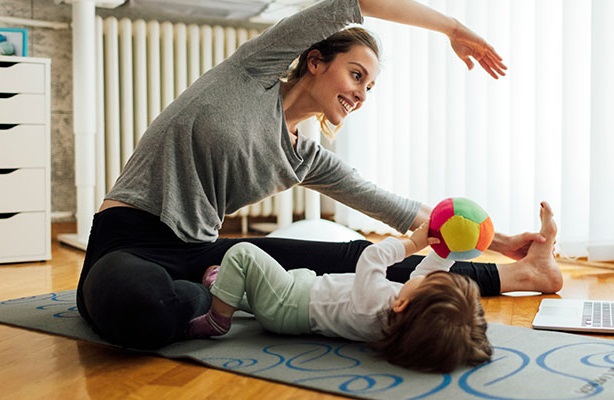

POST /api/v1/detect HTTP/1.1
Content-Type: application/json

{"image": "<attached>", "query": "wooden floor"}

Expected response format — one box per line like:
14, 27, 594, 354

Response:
1, 222, 613, 400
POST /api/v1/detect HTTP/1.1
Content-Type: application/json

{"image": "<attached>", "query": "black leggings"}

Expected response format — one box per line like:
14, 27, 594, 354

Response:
77, 207, 500, 349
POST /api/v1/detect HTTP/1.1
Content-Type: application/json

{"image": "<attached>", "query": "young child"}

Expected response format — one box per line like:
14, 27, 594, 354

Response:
187, 221, 493, 373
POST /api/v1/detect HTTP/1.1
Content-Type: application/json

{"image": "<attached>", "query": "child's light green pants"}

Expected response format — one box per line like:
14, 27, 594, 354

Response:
210, 242, 316, 335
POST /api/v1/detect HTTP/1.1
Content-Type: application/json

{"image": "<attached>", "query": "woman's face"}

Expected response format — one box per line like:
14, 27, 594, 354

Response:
310, 45, 379, 126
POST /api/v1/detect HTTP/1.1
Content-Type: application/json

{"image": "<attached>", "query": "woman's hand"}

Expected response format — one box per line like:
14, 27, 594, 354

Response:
449, 18, 507, 79
359, 0, 507, 79
489, 231, 547, 260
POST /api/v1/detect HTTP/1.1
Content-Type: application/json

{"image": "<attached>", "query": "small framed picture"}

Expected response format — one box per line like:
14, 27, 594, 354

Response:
0, 27, 28, 57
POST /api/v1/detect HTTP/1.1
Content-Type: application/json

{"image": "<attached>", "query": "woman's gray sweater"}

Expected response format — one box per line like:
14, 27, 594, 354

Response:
106, 0, 421, 242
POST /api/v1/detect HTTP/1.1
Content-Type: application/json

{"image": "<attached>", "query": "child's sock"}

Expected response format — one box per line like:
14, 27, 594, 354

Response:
202, 266, 220, 289
410, 251, 455, 279
187, 308, 231, 338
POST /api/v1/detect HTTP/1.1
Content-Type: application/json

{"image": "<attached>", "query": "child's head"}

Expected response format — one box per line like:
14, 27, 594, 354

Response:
370, 271, 492, 373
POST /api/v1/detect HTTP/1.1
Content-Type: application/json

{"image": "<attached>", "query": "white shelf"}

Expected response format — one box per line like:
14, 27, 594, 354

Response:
0, 56, 52, 264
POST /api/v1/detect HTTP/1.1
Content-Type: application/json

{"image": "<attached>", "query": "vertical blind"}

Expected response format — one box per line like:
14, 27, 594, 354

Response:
334, 0, 614, 261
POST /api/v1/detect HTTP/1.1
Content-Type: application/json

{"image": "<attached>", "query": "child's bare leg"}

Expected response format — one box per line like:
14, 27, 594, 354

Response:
211, 296, 236, 318
187, 296, 237, 338
497, 202, 563, 293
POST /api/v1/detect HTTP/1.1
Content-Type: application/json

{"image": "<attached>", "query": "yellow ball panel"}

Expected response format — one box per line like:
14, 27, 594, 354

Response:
440, 216, 480, 251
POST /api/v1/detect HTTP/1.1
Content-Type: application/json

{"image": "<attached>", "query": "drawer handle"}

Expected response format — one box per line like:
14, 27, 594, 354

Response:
0, 169, 18, 175
0, 124, 18, 131
0, 62, 18, 68
0, 93, 17, 99
0, 213, 18, 220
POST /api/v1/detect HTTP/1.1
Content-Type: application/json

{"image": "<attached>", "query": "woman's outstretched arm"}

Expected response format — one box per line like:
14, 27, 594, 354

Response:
358, 0, 507, 78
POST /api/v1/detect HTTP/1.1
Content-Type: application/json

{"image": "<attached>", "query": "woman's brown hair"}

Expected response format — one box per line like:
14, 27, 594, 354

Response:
370, 271, 493, 373
284, 26, 380, 139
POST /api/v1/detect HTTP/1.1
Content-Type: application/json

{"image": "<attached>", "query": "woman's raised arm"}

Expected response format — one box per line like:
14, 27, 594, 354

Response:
358, 0, 507, 78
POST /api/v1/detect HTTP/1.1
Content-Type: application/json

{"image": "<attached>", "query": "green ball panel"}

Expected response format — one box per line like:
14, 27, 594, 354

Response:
453, 197, 488, 223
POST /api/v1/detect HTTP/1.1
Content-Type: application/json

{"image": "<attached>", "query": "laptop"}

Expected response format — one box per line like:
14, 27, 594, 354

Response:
532, 299, 614, 334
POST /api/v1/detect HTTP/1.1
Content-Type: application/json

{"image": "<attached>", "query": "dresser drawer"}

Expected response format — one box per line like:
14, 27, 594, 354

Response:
0, 61, 46, 94
0, 94, 46, 124
0, 169, 46, 212
0, 212, 48, 261
0, 125, 46, 168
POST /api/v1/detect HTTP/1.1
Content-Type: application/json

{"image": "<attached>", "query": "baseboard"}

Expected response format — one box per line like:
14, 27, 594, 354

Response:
57, 233, 87, 251
588, 242, 614, 262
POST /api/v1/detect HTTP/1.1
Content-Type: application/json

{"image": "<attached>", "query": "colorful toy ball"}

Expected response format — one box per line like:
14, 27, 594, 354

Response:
428, 197, 495, 260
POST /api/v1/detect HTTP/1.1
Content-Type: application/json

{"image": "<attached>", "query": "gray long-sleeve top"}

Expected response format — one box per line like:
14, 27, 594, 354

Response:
106, 0, 421, 242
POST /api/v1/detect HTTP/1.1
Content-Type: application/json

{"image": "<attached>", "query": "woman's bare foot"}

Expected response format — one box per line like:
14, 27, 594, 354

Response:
498, 202, 563, 293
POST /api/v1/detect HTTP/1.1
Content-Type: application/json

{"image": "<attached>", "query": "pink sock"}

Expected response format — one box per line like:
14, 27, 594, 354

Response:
187, 308, 231, 338
202, 266, 220, 289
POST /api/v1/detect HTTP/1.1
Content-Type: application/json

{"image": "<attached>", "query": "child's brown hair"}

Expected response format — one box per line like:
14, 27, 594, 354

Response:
370, 271, 493, 373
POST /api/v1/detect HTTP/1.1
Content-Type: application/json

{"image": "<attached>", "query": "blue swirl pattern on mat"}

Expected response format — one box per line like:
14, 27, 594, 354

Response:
459, 345, 614, 400
1, 292, 79, 318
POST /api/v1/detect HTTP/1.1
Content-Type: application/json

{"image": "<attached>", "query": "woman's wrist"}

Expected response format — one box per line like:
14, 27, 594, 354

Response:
447, 17, 463, 40
489, 232, 508, 253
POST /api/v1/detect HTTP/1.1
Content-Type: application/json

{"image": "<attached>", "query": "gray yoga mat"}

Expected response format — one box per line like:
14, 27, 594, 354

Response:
1, 290, 613, 400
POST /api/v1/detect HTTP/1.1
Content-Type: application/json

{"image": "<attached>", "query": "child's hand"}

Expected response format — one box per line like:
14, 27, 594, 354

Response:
403, 222, 440, 256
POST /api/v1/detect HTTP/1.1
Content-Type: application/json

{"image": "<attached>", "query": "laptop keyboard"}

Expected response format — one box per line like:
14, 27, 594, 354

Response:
582, 301, 614, 328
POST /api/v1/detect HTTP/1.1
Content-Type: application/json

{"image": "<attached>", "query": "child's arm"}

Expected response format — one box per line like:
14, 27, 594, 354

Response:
400, 221, 440, 258
401, 222, 453, 279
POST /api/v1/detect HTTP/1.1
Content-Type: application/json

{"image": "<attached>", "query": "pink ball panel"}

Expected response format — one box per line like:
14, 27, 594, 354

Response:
429, 198, 455, 231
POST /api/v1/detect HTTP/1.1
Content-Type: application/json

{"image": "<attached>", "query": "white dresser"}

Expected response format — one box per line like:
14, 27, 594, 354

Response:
0, 56, 52, 263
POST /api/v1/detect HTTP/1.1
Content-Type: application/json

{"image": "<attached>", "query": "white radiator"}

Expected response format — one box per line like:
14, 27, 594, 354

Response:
95, 17, 318, 231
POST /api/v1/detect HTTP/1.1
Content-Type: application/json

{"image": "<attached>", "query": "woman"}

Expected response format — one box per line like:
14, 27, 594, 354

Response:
77, 0, 562, 349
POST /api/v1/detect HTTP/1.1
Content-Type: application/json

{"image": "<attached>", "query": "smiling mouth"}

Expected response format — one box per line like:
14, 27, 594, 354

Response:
338, 96, 355, 113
